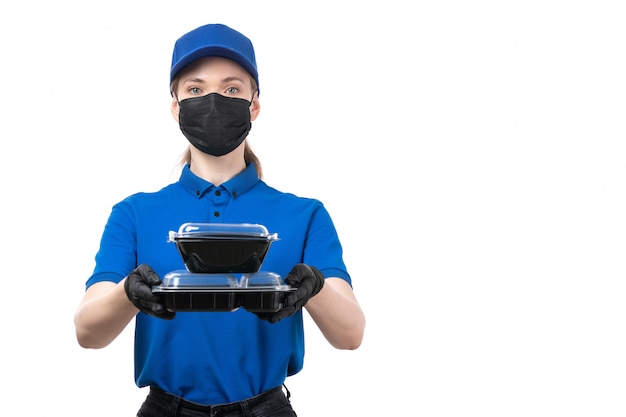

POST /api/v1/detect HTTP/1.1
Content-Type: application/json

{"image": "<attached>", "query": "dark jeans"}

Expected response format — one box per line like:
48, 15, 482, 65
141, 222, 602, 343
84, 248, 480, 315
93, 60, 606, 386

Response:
137, 385, 298, 417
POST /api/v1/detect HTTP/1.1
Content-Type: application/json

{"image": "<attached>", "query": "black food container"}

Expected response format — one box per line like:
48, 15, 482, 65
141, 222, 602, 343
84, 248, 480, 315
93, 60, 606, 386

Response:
152, 271, 296, 312
168, 223, 279, 273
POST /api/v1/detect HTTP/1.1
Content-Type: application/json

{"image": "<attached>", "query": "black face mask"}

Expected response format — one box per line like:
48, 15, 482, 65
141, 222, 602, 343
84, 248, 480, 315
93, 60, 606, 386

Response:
178, 93, 252, 157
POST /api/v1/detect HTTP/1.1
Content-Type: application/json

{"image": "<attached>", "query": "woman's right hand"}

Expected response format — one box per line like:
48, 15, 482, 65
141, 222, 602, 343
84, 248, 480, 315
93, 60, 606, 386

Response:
124, 264, 175, 320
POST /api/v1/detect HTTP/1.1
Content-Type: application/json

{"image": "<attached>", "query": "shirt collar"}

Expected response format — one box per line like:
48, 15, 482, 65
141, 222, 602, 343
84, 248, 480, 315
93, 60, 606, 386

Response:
179, 163, 259, 199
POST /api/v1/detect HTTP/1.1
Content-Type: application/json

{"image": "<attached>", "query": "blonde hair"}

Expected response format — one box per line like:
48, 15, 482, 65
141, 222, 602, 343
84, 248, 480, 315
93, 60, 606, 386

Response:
171, 75, 263, 179
175, 143, 263, 179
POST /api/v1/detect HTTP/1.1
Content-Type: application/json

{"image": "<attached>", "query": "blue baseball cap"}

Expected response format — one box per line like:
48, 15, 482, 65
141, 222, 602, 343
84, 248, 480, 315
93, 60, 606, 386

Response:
170, 23, 259, 93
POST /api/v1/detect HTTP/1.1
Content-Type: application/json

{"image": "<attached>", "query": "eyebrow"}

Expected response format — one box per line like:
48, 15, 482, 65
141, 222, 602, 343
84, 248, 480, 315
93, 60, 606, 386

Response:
181, 76, 246, 85
182, 77, 205, 85
221, 76, 246, 84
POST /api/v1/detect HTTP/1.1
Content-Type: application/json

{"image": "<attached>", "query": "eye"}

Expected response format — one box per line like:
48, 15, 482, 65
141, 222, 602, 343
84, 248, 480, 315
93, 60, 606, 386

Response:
189, 87, 202, 95
225, 86, 239, 95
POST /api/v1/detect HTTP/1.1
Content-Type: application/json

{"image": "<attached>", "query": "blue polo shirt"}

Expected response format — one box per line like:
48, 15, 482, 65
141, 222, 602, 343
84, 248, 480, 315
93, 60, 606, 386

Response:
86, 163, 351, 404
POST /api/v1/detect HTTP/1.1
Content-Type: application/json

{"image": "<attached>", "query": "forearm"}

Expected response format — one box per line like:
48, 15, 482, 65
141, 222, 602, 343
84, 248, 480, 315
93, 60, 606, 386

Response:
74, 280, 138, 349
305, 278, 365, 350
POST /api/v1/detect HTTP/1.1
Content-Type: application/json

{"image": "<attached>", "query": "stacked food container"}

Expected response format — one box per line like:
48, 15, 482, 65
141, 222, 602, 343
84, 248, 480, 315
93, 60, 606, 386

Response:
152, 223, 294, 312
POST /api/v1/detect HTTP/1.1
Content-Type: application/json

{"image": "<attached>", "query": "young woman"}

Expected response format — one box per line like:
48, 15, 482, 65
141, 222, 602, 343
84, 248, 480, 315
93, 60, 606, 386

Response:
74, 23, 365, 417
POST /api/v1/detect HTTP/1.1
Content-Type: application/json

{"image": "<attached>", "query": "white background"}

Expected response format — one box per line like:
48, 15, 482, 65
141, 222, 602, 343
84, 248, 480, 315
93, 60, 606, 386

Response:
1, 1, 625, 416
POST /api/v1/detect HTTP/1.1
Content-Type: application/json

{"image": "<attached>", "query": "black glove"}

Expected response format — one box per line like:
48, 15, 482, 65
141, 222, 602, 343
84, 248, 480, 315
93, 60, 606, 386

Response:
256, 264, 325, 324
124, 264, 175, 320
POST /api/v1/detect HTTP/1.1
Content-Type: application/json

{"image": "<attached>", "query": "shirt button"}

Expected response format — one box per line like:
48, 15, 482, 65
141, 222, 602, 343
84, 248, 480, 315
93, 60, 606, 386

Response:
215, 190, 221, 196
213, 211, 220, 217
195, 190, 200, 196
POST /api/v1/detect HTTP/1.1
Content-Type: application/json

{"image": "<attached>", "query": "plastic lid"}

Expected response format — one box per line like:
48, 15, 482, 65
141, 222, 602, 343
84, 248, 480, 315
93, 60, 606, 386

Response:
160, 272, 239, 288
156, 270, 290, 290
168, 223, 278, 241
